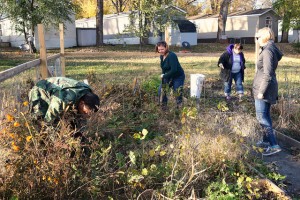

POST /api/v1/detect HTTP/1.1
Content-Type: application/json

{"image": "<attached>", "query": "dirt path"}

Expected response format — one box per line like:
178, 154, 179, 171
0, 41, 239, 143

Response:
262, 141, 300, 198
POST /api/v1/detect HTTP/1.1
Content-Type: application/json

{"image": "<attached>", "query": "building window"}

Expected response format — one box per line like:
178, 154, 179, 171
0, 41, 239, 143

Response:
266, 16, 272, 28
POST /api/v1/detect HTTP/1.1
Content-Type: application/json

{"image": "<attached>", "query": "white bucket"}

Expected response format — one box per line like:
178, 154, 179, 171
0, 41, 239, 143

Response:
190, 74, 205, 98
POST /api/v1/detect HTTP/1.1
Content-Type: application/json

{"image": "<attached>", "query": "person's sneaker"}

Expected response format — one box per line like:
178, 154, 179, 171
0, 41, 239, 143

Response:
256, 140, 270, 149
262, 145, 282, 156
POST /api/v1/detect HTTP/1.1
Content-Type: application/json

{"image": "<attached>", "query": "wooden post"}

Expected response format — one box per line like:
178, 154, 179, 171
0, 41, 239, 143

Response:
59, 23, 65, 76
38, 24, 48, 79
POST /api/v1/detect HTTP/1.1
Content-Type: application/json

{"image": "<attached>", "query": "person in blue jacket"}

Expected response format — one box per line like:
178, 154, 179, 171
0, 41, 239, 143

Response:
218, 43, 246, 101
156, 41, 185, 109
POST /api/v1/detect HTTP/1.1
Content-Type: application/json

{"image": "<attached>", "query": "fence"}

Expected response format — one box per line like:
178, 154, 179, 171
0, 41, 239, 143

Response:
0, 24, 65, 123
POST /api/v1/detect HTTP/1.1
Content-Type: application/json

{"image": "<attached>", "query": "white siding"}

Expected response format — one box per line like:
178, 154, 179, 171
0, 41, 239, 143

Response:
191, 15, 259, 39
0, 15, 77, 49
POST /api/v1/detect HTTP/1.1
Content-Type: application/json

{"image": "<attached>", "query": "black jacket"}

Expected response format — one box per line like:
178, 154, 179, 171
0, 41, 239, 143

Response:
253, 40, 283, 104
218, 44, 246, 82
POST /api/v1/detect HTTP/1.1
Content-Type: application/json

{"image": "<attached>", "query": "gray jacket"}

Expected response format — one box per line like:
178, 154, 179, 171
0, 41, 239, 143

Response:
253, 40, 283, 104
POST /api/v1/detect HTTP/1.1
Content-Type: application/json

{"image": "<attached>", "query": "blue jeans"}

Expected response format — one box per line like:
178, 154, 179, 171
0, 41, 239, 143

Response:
255, 99, 278, 146
224, 71, 244, 96
158, 74, 185, 105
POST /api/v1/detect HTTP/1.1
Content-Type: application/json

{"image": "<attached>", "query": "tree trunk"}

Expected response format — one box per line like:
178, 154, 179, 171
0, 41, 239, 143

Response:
280, 12, 291, 43
217, 0, 231, 42
281, 30, 289, 43
96, 0, 104, 46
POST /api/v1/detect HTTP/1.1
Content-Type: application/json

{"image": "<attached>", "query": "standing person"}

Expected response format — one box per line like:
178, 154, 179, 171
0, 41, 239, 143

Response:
253, 27, 283, 156
218, 43, 246, 101
156, 41, 185, 110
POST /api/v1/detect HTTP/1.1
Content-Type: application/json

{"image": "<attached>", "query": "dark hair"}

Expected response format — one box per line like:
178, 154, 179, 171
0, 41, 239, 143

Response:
80, 92, 100, 112
155, 41, 169, 53
234, 43, 243, 50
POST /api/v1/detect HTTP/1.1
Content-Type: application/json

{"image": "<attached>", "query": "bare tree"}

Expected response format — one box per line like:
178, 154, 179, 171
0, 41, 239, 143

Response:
111, 0, 130, 14
96, 0, 104, 46
210, 0, 221, 14
217, 0, 231, 42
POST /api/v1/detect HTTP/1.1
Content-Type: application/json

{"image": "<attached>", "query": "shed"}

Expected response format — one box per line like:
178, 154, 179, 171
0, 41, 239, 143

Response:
164, 20, 197, 46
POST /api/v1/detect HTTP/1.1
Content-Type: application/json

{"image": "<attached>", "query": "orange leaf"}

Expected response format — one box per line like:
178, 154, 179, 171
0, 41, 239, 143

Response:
26, 135, 32, 142
13, 122, 21, 127
12, 144, 20, 152
6, 114, 14, 122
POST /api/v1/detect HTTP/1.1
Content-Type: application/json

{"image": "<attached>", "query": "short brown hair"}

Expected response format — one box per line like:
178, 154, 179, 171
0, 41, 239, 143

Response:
155, 41, 169, 53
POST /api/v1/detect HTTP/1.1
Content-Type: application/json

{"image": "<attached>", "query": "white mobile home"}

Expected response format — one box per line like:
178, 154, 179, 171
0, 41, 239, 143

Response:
76, 6, 197, 47
188, 8, 279, 43
0, 15, 77, 49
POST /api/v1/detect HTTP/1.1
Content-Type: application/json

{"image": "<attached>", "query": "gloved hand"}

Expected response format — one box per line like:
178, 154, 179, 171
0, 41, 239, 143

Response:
161, 74, 164, 79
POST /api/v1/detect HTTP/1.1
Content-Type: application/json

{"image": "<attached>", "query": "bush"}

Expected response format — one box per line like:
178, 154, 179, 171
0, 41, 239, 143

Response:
0, 83, 281, 199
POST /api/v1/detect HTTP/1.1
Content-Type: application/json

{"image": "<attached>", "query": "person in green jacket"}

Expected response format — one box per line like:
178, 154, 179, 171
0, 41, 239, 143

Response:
156, 41, 185, 109
29, 77, 100, 123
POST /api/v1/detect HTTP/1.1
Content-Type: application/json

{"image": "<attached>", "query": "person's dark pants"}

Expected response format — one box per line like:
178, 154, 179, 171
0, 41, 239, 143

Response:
255, 99, 278, 146
158, 74, 185, 106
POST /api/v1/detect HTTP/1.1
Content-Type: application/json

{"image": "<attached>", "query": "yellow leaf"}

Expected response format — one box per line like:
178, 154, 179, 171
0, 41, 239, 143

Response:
133, 133, 140, 139
150, 164, 157, 171
6, 114, 14, 122
159, 150, 166, 156
142, 129, 148, 136
26, 135, 32, 142
42, 175, 46, 180
246, 177, 252, 182
181, 117, 186, 124
228, 117, 232, 121
23, 101, 29, 106
13, 121, 20, 127
141, 168, 148, 176
258, 148, 264, 153
12, 144, 20, 152
149, 150, 155, 157
169, 144, 174, 149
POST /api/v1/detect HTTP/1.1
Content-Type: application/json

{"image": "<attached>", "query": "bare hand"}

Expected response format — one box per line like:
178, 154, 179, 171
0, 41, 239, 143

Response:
257, 93, 263, 99
219, 63, 224, 69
